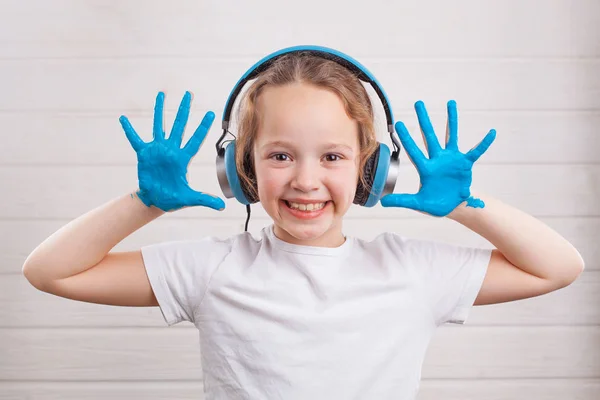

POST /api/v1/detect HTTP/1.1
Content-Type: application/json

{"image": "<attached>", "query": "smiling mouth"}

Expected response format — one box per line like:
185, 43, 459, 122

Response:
283, 200, 331, 212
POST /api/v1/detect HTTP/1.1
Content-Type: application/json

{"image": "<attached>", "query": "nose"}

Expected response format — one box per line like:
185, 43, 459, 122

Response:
290, 160, 320, 192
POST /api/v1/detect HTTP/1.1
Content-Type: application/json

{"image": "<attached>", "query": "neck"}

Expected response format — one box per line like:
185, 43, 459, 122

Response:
273, 224, 346, 248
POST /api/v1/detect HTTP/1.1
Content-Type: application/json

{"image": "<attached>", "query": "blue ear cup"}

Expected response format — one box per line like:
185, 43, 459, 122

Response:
355, 143, 393, 207
224, 142, 251, 205
216, 141, 254, 205
215, 45, 401, 208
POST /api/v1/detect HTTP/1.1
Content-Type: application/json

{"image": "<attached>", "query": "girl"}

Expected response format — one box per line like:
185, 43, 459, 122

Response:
22, 48, 585, 399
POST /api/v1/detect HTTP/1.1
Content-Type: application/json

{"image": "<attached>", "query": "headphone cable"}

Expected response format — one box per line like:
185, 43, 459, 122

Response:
244, 204, 251, 232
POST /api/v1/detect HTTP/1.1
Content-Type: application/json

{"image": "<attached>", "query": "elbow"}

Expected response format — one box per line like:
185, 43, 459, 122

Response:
557, 245, 586, 286
22, 262, 48, 292
570, 249, 586, 282
22, 263, 38, 288
558, 258, 586, 288
22, 250, 48, 291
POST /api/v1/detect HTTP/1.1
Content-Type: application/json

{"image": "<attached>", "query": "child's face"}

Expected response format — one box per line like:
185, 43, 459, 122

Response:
253, 82, 360, 247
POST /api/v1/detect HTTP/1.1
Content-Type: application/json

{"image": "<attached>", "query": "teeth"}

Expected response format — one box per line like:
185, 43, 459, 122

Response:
287, 201, 326, 211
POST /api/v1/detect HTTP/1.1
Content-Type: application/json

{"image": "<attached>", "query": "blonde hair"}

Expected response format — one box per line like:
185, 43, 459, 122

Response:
234, 51, 380, 202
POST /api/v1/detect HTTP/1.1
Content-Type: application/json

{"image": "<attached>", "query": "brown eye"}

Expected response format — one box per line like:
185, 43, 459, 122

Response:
273, 154, 289, 161
325, 154, 341, 162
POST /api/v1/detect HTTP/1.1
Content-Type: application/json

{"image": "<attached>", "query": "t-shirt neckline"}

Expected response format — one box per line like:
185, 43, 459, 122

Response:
265, 224, 353, 257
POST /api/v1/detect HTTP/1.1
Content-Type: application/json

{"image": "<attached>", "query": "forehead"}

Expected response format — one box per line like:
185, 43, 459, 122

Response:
255, 83, 359, 148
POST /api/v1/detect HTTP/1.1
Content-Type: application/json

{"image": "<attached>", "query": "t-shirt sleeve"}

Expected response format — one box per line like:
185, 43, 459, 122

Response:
140, 236, 233, 326
389, 233, 492, 326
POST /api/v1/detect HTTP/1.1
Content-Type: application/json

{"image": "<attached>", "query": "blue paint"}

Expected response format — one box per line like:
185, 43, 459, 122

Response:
119, 91, 226, 212
466, 197, 485, 209
380, 100, 496, 217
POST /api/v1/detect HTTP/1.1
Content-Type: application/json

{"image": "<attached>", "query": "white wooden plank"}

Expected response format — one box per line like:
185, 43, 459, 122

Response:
3, 269, 598, 328
1, 379, 599, 400
2, 59, 599, 112
2, 165, 598, 219
3, 111, 599, 165
0, 0, 598, 58
4, 216, 597, 274
1, 327, 598, 380
0, 328, 203, 381
0, 382, 208, 400
425, 326, 600, 379
417, 379, 600, 400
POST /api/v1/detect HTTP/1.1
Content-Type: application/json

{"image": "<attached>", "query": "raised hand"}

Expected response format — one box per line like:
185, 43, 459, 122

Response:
119, 91, 226, 212
380, 100, 496, 217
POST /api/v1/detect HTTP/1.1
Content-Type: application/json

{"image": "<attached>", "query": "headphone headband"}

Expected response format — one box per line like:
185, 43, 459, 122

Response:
216, 45, 401, 155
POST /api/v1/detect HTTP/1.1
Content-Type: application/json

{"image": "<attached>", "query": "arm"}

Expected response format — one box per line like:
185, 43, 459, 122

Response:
22, 91, 225, 307
380, 100, 585, 306
448, 191, 585, 305
22, 191, 165, 305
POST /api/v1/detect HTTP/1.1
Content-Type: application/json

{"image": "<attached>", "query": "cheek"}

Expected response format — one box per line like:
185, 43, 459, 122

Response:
256, 166, 284, 197
328, 169, 358, 200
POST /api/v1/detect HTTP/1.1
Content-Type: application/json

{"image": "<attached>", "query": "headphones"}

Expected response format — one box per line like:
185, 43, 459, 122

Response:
215, 45, 401, 209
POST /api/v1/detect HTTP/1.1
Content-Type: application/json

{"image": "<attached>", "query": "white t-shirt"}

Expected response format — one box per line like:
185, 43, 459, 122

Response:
141, 224, 492, 400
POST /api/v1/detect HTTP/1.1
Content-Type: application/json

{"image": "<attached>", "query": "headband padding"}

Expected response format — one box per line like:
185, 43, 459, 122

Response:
364, 143, 391, 207
354, 146, 380, 206
224, 142, 252, 205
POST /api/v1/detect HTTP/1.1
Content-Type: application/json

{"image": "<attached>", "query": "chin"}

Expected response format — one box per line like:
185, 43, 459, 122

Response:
278, 224, 335, 247
279, 217, 341, 246
286, 224, 330, 240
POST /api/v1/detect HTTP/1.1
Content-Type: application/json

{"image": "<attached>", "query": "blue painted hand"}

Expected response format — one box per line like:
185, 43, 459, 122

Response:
380, 100, 496, 217
119, 91, 226, 212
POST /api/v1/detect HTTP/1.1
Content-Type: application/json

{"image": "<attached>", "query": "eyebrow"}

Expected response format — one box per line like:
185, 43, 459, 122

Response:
261, 140, 355, 153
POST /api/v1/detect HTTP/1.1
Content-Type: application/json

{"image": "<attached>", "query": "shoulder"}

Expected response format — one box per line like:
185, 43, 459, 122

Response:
143, 228, 269, 260
189, 231, 260, 259
352, 231, 469, 260
151, 234, 234, 253
352, 231, 415, 253
227, 229, 264, 258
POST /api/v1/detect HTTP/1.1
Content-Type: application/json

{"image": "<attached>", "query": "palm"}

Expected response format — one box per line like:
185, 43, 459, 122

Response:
380, 100, 496, 217
413, 148, 474, 216
136, 140, 193, 211
119, 91, 226, 212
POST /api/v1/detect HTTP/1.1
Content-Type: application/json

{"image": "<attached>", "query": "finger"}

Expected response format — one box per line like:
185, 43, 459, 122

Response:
192, 190, 226, 211
153, 92, 166, 141
119, 115, 145, 152
183, 111, 216, 157
446, 100, 459, 151
380, 193, 422, 211
394, 121, 427, 170
415, 101, 442, 158
170, 91, 193, 147
466, 129, 497, 163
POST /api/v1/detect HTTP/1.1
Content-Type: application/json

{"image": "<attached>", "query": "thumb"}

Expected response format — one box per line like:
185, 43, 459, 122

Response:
189, 189, 226, 211
380, 193, 422, 210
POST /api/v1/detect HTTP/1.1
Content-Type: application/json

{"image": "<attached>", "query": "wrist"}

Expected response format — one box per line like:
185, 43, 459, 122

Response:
447, 191, 488, 222
447, 200, 469, 221
130, 190, 143, 205
130, 190, 166, 216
